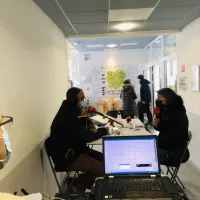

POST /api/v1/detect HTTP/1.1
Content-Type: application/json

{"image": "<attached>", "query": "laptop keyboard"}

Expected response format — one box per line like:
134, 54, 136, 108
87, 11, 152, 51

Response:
108, 179, 162, 191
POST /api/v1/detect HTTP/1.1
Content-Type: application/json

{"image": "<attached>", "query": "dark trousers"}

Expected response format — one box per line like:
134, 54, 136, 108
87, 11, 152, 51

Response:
138, 103, 153, 123
68, 149, 104, 189
158, 148, 171, 165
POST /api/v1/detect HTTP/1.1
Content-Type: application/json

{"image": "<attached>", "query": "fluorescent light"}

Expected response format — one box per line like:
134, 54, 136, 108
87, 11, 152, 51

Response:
156, 40, 160, 43
106, 44, 118, 48
86, 44, 104, 48
120, 42, 138, 46
114, 23, 138, 31
73, 42, 78, 46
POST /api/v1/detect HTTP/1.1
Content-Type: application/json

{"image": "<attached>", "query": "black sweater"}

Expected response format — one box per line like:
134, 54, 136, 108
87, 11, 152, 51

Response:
49, 100, 107, 169
156, 103, 189, 150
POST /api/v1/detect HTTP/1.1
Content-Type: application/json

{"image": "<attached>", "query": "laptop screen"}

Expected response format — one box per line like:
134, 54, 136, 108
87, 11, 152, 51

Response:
103, 136, 160, 175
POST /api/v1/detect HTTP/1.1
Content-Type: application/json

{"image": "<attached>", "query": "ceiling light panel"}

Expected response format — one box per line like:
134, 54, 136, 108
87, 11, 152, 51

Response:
114, 23, 139, 31
107, 44, 118, 48
86, 44, 104, 48
120, 42, 138, 46
109, 8, 154, 22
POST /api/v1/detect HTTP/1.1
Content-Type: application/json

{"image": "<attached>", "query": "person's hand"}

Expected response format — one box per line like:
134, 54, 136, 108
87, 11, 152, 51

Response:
105, 127, 109, 133
153, 118, 160, 127
91, 128, 97, 132
142, 101, 146, 104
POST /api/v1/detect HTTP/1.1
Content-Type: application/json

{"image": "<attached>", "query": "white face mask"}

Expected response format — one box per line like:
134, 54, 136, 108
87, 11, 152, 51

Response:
80, 100, 88, 109
1, 126, 12, 167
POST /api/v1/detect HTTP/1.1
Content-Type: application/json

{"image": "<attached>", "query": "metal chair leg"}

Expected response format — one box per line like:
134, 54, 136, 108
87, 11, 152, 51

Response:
175, 175, 186, 189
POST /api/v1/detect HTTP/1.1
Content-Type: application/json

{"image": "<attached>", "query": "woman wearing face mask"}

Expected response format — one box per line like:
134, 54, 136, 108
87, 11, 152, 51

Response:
153, 88, 190, 166
49, 87, 109, 193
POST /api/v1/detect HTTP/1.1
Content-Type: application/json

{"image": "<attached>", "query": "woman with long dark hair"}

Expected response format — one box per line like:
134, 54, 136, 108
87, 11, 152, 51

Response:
153, 88, 190, 166
49, 87, 109, 193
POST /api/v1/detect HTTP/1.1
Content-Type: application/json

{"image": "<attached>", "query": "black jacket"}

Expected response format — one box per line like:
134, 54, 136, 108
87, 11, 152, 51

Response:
140, 79, 151, 103
156, 100, 189, 151
49, 100, 107, 169
120, 84, 138, 117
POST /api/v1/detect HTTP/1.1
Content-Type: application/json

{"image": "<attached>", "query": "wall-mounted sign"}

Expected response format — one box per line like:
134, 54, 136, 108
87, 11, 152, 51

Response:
84, 54, 91, 61
179, 77, 187, 91
181, 65, 185, 72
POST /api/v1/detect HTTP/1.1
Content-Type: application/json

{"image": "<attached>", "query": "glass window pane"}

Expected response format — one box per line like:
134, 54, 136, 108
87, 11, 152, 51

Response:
164, 59, 177, 92
145, 46, 151, 65
152, 38, 162, 61
153, 65, 160, 101
163, 35, 176, 57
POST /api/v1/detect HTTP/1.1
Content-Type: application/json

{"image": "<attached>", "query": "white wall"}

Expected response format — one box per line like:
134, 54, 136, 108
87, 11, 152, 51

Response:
0, 0, 67, 195
78, 49, 144, 96
176, 17, 200, 171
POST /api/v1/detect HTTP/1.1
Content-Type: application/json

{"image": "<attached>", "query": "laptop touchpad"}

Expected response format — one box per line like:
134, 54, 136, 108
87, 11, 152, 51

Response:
123, 191, 141, 197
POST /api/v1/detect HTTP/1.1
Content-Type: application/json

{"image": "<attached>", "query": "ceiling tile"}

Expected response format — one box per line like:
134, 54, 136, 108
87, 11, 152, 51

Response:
33, 0, 62, 18
72, 23, 107, 35
108, 20, 144, 33
110, 0, 158, 10
57, 24, 77, 36
66, 11, 108, 23
158, 0, 200, 7
33, 0, 76, 35
173, 6, 200, 29
149, 6, 197, 19
109, 8, 154, 22
140, 19, 181, 31
57, 0, 108, 12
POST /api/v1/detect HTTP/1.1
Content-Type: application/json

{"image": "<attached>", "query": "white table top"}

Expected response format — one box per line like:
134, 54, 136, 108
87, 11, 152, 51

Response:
90, 115, 144, 127
88, 116, 150, 145
87, 127, 151, 145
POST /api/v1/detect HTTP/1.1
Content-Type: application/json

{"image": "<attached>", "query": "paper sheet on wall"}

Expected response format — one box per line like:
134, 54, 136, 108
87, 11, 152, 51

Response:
80, 83, 92, 96
91, 66, 138, 97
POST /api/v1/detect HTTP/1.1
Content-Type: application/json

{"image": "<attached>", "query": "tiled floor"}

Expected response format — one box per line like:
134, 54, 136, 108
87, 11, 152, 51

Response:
173, 162, 200, 200
147, 126, 200, 199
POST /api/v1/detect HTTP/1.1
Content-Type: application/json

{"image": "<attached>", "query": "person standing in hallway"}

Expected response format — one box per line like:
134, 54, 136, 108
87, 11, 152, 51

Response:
137, 75, 153, 125
120, 79, 138, 118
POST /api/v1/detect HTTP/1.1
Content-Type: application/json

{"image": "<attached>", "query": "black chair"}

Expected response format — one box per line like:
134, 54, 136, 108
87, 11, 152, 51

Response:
106, 111, 118, 118
106, 110, 127, 119
44, 138, 79, 194
164, 131, 192, 189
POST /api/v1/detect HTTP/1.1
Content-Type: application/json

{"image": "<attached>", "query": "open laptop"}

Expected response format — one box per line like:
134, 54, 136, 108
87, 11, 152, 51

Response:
98, 135, 172, 200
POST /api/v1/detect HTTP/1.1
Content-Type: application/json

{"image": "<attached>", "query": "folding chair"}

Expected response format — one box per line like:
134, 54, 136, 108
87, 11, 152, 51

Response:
44, 138, 79, 194
165, 131, 192, 189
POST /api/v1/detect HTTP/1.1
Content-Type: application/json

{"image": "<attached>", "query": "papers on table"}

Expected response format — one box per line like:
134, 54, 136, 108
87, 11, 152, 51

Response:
23, 193, 42, 200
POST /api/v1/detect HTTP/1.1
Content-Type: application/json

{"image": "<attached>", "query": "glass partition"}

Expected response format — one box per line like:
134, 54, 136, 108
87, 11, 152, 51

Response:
144, 45, 151, 65
152, 37, 163, 61
163, 35, 176, 57
143, 68, 151, 82
164, 59, 177, 92
153, 65, 161, 103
